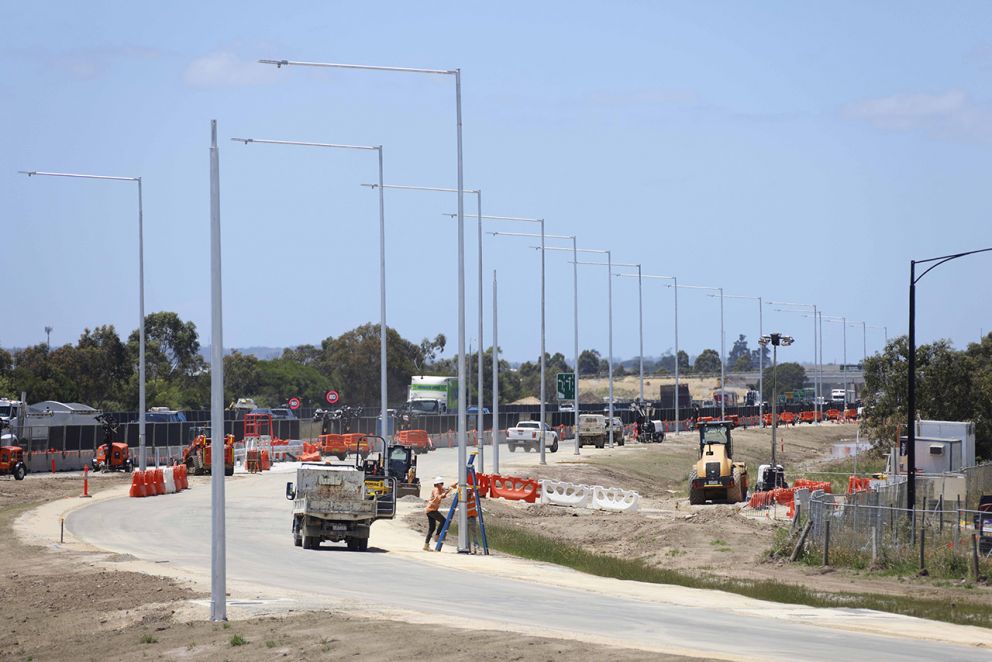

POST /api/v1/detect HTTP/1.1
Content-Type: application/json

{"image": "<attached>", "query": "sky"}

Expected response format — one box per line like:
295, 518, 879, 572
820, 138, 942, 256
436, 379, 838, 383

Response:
2, 1, 990, 368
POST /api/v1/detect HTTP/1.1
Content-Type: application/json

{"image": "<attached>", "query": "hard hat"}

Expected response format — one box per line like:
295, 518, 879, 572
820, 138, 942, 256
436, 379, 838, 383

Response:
432, 475, 446, 485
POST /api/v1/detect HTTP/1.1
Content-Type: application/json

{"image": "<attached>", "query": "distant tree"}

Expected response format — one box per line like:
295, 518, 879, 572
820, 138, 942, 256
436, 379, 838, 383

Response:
694, 349, 722, 374
677, 350, 691, 374
518, 352, 571, 400
728, 334, 751, 370
751, 342, 770, 369
578, 349, 601, 376
281, 344, 322, 366
761, 362, 807, 402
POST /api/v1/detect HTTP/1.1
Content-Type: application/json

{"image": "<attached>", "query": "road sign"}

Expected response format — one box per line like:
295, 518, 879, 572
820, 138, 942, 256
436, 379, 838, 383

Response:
556, 372, 575, 401
325, 390, 340, 405
288, 397, 301, 410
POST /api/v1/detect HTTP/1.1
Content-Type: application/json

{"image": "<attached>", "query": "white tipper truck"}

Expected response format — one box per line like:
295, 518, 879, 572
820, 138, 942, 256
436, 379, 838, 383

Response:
286, 464, 396, 551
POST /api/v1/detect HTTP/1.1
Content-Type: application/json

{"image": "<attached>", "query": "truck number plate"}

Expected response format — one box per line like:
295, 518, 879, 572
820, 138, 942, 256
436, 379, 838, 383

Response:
705, 480, 721, 486
331, 524, 347, 531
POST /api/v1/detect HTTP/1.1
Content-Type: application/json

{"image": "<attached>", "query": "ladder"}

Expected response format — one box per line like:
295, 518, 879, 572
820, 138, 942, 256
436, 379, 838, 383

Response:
434, 453, 489, 554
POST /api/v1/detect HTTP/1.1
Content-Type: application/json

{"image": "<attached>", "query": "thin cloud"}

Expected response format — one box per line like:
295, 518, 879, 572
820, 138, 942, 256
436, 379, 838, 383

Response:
843, 90, 992, 142
183, 52, 277, 88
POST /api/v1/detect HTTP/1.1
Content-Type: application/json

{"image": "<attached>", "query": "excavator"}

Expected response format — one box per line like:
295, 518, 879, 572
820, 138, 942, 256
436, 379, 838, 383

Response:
688, 421, 748, 505
183, 426, 235, 476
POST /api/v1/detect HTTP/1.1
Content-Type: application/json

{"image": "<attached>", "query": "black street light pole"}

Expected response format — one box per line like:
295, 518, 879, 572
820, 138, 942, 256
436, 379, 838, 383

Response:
907, 247, 992, 514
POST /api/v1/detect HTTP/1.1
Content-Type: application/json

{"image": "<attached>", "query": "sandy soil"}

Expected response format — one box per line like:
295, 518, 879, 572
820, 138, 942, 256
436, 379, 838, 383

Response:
0, 474, 696, 661
431, 424, 992, 608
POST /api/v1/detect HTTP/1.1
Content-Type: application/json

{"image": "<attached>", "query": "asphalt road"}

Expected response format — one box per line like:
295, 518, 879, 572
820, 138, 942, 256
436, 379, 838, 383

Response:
64, 461, 991, 662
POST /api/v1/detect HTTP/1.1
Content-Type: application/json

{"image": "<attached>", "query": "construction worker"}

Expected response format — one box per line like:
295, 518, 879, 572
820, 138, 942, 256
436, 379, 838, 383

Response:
424, 476, 450, 551
463, 479, 482, 554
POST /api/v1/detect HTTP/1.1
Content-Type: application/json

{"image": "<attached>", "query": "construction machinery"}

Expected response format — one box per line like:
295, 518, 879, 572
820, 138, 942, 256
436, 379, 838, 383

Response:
361, 439, 421, 498
0, 443, 26, 480
91, 414, 133, 473
183, 426, 235, 476
286, 462, 396, 551
688, 421, 748, 505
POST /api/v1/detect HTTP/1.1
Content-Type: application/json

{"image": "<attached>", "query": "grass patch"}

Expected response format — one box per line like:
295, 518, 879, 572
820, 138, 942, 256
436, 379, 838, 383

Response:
485, 520, 992, 629
139, 634, 157, 644
229, 634, 247, 647
265, 640, 277, 649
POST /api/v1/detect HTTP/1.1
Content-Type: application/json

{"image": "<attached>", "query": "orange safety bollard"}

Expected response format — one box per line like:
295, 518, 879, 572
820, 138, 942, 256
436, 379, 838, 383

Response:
143, 469, 157, 496
174, 464, 186, 490
129, 470, 146, 497
80, 465, 92, 498
51, 457, 56, 474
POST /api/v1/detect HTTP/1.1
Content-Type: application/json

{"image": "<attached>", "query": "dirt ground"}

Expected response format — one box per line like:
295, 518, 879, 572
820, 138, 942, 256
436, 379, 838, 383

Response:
579, 374, 752, 400
0, 474, 697, 662
453, 424, 992, 608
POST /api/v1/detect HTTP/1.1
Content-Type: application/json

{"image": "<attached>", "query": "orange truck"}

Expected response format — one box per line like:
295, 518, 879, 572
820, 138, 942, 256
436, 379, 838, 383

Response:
0, 445, 26, 480
184, 431, 235, 476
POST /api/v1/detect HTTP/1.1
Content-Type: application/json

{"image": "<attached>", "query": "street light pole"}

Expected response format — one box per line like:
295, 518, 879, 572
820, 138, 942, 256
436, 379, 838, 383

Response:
261, 58, 471, 552
19, 169, 148, 472
622, 274, 680, 432
492, 270, 500, 473
363, 184, 485, 468
671, 284, 726, 420
546, 247, 615, 446
492, 232, 581, 454
233, 137, 391, 464
906, 247, 992, 514
768, 301, 821, 420
759, 333, 793, 474
208, 119, 227, 622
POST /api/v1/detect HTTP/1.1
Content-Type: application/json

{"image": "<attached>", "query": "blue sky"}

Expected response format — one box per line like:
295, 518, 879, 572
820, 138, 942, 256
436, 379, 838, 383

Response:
2, 2, 990, 367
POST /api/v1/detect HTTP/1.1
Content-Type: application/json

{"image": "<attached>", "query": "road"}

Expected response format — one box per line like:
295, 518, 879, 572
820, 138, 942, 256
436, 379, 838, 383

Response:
62, 451, 992, 662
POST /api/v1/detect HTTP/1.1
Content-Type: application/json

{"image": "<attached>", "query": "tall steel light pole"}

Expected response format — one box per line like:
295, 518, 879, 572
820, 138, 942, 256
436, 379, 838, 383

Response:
621, 274, 681, 432
19, 169, 148, 472
544, 247, 615, 447
768, 301, 821, 420
208, 120, 227, 622
261, 58, 471, 552
468, 217, 545, 463
492, 232, 580, 455
491, 270, 500, 472
234, 138, 391, 461
868, 324, 889, 349
721, 294, 764, 423
758, 333, 793, 472
672, 284, 725, 420
907, 248, 992, 513
365, 183, 485, 464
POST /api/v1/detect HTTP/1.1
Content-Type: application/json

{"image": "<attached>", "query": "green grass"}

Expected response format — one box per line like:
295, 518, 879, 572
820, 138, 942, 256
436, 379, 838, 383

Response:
484, 520, 992, 629
138, 634, 157, 645
265, 640, 277, 649
229, 634, 247, 647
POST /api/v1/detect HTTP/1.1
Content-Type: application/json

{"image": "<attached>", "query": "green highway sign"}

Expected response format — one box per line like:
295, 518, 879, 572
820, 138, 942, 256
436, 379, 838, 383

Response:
556, 372, 576, 400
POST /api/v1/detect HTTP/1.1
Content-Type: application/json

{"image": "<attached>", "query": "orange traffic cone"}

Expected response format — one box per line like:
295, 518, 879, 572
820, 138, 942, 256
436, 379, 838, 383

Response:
129, 470, 146, 498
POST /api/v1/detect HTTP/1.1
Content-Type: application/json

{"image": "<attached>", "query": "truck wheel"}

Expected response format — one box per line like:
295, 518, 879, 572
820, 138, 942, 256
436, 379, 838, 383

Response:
359, 538, 369, 552
550, 439, 559, 453
688, 470, 704, 505
293, 522, 302, 547
14, 465, 26, 481
224, 466, 234, 477
524, 445, 532, 453
336, 453, 346, 461
507, 444, 516, 453
302, 536, 318, 550
346, 538, 358, 551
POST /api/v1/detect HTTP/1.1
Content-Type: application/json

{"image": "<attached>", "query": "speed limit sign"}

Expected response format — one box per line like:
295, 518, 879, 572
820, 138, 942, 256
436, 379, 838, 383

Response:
325, 390, 340, 405
288, 397, 301, 410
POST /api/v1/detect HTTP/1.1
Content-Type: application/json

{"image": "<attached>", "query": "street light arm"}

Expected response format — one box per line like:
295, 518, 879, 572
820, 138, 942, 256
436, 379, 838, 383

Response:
490, 231, 573, 240
231, 137, 380, 151
259, 59, 455, 75
914, 247, 992, 283
361, 183, 481, 194
19, 170, 138, 182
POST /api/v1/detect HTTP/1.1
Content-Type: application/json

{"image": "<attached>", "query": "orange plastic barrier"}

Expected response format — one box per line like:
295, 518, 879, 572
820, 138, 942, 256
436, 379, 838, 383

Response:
792, 478, 832, 493
847, 476, 871, 494
143, 470, 157, 496
175, 464, 187, 490
489, 474, 540, 503
298, 451, 321, 463
473, 473, 492, 498
826, 408, 841, 421
153, 468, 166, 496
260, 450, 271, 471
129, 470, 146, 498
394, 429, 432, 452
844, 408, 858, 421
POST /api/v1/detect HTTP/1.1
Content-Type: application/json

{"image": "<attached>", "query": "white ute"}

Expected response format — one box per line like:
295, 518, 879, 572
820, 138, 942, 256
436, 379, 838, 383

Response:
507, 420, 559, 453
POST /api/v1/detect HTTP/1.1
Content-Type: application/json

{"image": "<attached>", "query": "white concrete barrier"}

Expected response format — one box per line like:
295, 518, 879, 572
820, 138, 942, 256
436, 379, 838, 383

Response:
539, 479, 593, 507
591, 485, 640, 513
163, 467, 176, 494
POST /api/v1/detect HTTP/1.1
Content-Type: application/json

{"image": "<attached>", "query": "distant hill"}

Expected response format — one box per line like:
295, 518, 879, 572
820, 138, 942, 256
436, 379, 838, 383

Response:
199, 346, 285, 361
